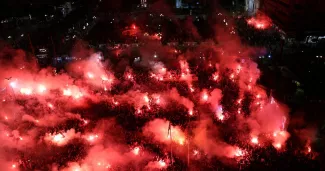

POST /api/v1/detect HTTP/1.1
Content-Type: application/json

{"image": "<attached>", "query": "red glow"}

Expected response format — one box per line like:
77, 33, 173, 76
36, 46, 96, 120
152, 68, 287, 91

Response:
0, 19, 298, 169
246, 16, 272, 30
213, 74, 219, 81
132, 24, 136, 30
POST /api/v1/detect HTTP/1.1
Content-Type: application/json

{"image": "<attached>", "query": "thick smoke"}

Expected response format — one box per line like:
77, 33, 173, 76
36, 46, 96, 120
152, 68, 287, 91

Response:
0, 3, 316, 170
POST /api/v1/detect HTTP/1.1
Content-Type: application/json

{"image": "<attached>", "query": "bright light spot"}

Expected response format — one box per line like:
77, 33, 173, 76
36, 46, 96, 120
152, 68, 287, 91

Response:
63, 89, 72, 96
155, 97, 160, 104
132, 147, 140, 155
53, 134, 64, 142
275, 143, 282, 149
234, 148, 244, 157
189, 86, 195, 92
178, 138, 185, 145
216, 106, 224, 121
12, 164, 16, 168
144, 95, 149, 103
193, 150, 199, 155
87, 135, 98, 142
202, 92, 208, 101
158, 160, 166, 167
126, 74, 133, 80
87, 72, 94, 79
273, 132, 277, 137
230, 74, 235, 79
251, 137, 258, 144
213, 74, 219, 81
73, 92, 83, 99
217, 114, 224, 121
38, 84, 46, 93
101, 75, 108, 81
308, 146, 311, 153
48, 103, 54, 109
188, 110, 193, 116
20, 88, 32, 95
113, 100, 119, 105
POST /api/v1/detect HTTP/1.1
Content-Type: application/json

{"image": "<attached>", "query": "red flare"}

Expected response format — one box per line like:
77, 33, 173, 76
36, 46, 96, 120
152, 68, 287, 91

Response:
202, 92, 209, 101
132, 146, 140, 155
251, 137, 258, 144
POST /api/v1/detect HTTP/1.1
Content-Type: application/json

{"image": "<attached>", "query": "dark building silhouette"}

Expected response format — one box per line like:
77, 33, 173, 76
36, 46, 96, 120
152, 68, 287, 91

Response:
260, 0, 325, 38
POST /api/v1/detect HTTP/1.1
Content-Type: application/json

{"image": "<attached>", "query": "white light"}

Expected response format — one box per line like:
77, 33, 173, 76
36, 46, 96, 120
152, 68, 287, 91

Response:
53, 134, 64, 142
39, 49, 47, 53
38, 84, 46, 93
9, 82, 16, 88
251, 137, 258, 144
132, 147, 140, 155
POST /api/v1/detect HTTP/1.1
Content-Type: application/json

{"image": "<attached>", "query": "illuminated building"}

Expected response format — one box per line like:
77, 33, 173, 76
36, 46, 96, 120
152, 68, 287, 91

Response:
176, 0, 182, 8
141, 0, 147, 8
245, 0, 260, 16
